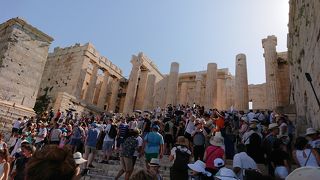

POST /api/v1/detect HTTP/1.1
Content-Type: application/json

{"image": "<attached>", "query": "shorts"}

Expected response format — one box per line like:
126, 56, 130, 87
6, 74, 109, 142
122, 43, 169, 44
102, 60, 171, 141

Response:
85, 145, 96, 154
102, 141, 114, 152
145, 153, 158, 163
164, 134, 173, 144
120, 156, 134, 172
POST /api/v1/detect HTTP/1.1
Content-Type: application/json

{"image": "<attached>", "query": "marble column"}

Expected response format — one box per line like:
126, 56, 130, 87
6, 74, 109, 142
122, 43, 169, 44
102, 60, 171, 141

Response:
179, 82, 188, 105
109, 78, 120, 113
262, 35, 279, 110
97, 71, 110, 109
165, 62, 179, 106
74, 68, 87, 99
134, 70, 149, 110
85, 63, 99, 103
123, 56, 142, 114
143, 74, 156, 111
194, 73, 202, 105
235, 54, 249, 111
205, 63, 217, 110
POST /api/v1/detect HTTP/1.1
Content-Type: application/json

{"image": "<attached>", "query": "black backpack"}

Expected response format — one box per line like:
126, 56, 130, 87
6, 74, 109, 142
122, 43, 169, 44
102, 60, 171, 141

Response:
108, 124, 117, 138
164, 122, 170, 132
172, 147, 190, 171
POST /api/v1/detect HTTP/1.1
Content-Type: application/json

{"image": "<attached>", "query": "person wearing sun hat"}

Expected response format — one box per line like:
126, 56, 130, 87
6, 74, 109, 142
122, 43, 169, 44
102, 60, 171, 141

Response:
214, 158, 238, 180
305, 128, 320, 149
285, 166, 320, 180
148, 158, 163, 180
263, 122, 280, 176
188, 160, 212, 179
204, 133, 225, 175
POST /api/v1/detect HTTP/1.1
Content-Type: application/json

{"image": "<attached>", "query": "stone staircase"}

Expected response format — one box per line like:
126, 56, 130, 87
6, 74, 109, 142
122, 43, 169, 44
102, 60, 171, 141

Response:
81, 150, 270, 180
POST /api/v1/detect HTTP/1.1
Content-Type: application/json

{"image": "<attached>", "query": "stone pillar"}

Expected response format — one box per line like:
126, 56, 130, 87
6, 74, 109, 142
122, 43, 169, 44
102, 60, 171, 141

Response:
123, 56, 142, 114
85, 63, 98, 103
165, 62, 179, 106
97, 71, 110, 109
109, 78, 120, 113
235, 54, 249, 111
194, 73, 202, 105
134, 70, 149, 110
262, 35, 279, 110
74, 68, 87, 99
143, 74, 156, 111
179, 82, 188, 105
205, 63, 217, 110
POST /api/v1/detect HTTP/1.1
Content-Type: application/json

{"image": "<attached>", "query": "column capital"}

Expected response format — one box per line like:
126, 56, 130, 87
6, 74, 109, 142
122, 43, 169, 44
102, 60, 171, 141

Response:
262, 35, 277, 48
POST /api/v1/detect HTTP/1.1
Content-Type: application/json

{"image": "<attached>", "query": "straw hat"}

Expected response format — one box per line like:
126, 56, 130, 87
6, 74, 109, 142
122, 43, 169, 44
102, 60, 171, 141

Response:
285, 167, 320, 180
188, 160, 206, 173
210, 135, 224, 147
268, 123, 279, 130
305, 128, 318, 136
73, 152, 87, 164
149, 158, 160, 167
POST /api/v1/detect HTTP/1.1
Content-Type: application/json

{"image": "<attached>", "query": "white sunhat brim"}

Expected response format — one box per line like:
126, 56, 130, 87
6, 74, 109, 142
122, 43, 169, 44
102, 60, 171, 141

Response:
215, 176, 238, 180
75, 158, 87, 164
188, 164, 205, 173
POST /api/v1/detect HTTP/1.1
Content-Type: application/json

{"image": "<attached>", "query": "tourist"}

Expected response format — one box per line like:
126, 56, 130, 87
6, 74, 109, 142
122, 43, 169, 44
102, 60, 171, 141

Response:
49, 123, 62, 145
0, 134, 7, 150
262, 122, 279, 176
25, 145, 78, 180
233, 144, 259, 180
148, 158, 163, 180
115, 130, 138, 180
269, 139, 290, 180
247, 110, 255, 123
73, 151, 88, 179
292, 136, 320, 167
11, 118, 22, 136
192, 120, 207, 161
11, 143, 36, 180
169, 136, 191, 180
69, 123, 85, 153
238, 117, 249, 138
130, 169, 157, 180
242, 123, 264, 163
117, 117, 129, 151
213, 111, 225, 133
143, 125, 164, 168
305, 128, 320, 150
34, 121, 47, 149
163, 117, 174, 155
83, 122, 100, 168
101, 118, 115, 163
204, 133, 225, 175
188, 160, 212, 180
184, 114, 196, 142
214, 158, 238, 180
0, 148, 10, 180
142, 114, 152, 137
132, 129, 143, 167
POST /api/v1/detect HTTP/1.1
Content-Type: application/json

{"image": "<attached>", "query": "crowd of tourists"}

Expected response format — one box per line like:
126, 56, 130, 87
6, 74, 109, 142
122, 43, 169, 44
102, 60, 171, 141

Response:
0, 104, 319, 180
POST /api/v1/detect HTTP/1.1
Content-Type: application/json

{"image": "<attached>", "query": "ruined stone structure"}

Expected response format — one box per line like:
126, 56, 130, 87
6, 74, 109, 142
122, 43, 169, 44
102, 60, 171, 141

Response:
0, 18, 53, 131
38, 43, 123, 114
235, 54, 249, 111
122, 53, 164, 114
288, 0, 320, 129
248, 83, 267, 110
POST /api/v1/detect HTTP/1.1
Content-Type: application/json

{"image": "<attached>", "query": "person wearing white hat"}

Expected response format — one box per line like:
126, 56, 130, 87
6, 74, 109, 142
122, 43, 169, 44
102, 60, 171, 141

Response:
188, 160, 212, 180
238, 117, 249, 138
204, 134, 225, 175
233, 144, 258, 180
148, 158, 162, 180
264, 122, 280, 176
305, 128, 320, 149
292, 136, 319, 168
285, 167, 320, 180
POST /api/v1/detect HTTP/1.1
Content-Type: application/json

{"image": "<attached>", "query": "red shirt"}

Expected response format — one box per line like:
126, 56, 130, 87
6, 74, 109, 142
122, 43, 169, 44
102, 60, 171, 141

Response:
205, 145, 224, 169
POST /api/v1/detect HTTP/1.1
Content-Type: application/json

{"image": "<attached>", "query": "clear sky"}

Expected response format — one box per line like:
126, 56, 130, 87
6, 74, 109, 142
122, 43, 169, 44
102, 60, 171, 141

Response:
1, 0, 289, 84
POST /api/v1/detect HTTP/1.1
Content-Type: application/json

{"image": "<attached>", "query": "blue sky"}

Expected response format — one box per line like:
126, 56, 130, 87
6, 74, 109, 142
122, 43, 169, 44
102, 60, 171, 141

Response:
1, 0, 289, 84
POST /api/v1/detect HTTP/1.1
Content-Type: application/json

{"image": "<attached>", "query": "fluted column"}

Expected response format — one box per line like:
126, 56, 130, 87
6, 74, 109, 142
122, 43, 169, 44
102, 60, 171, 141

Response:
262, 35, 279, 109
205, 63, 217, 110
134, 70, 149, 110
109, 78, 120, 113
123, 56, 142, 114
143, 74, 156, 111
235, 54, 249, 111
165, 62, 179, 106
179, 82, 188, 105
85, 63, 99, 103
194, 73, 202, 105
75, 68, 87, 99
97, 71, 110, 109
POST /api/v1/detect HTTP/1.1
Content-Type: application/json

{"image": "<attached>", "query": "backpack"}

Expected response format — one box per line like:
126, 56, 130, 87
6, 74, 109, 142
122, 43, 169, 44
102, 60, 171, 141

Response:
164, 122, 170, 132
193, 131, 205, 146
108, 124, 117, 139
96, 130, 106, 150
172, 147, 190, 171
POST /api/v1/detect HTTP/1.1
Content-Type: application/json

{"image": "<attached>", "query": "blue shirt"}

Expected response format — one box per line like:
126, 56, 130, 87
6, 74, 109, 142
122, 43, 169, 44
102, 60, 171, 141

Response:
144, 131, 164, 153
86, 128, 100, 147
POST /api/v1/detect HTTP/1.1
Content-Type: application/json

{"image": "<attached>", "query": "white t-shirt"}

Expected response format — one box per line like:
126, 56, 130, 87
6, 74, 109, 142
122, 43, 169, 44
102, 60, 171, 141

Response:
233, 152, 258, 180
35, 128, 47, 143
103, 124, 114, 142
247, 112, 255, 122
13, 120, 21, 129
133, 136, 143, 157
185, 119, 195, 134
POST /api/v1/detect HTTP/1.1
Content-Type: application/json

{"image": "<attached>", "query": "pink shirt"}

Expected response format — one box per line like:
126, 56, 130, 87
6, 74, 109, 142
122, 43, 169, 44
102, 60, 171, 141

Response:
205, 145, 224, 169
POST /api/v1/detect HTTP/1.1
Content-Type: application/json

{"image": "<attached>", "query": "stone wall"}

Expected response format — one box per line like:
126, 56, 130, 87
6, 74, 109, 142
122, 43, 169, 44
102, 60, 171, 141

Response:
248, 83, 267, 110
0, 18, 53, 108
288, 0, 320, 129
